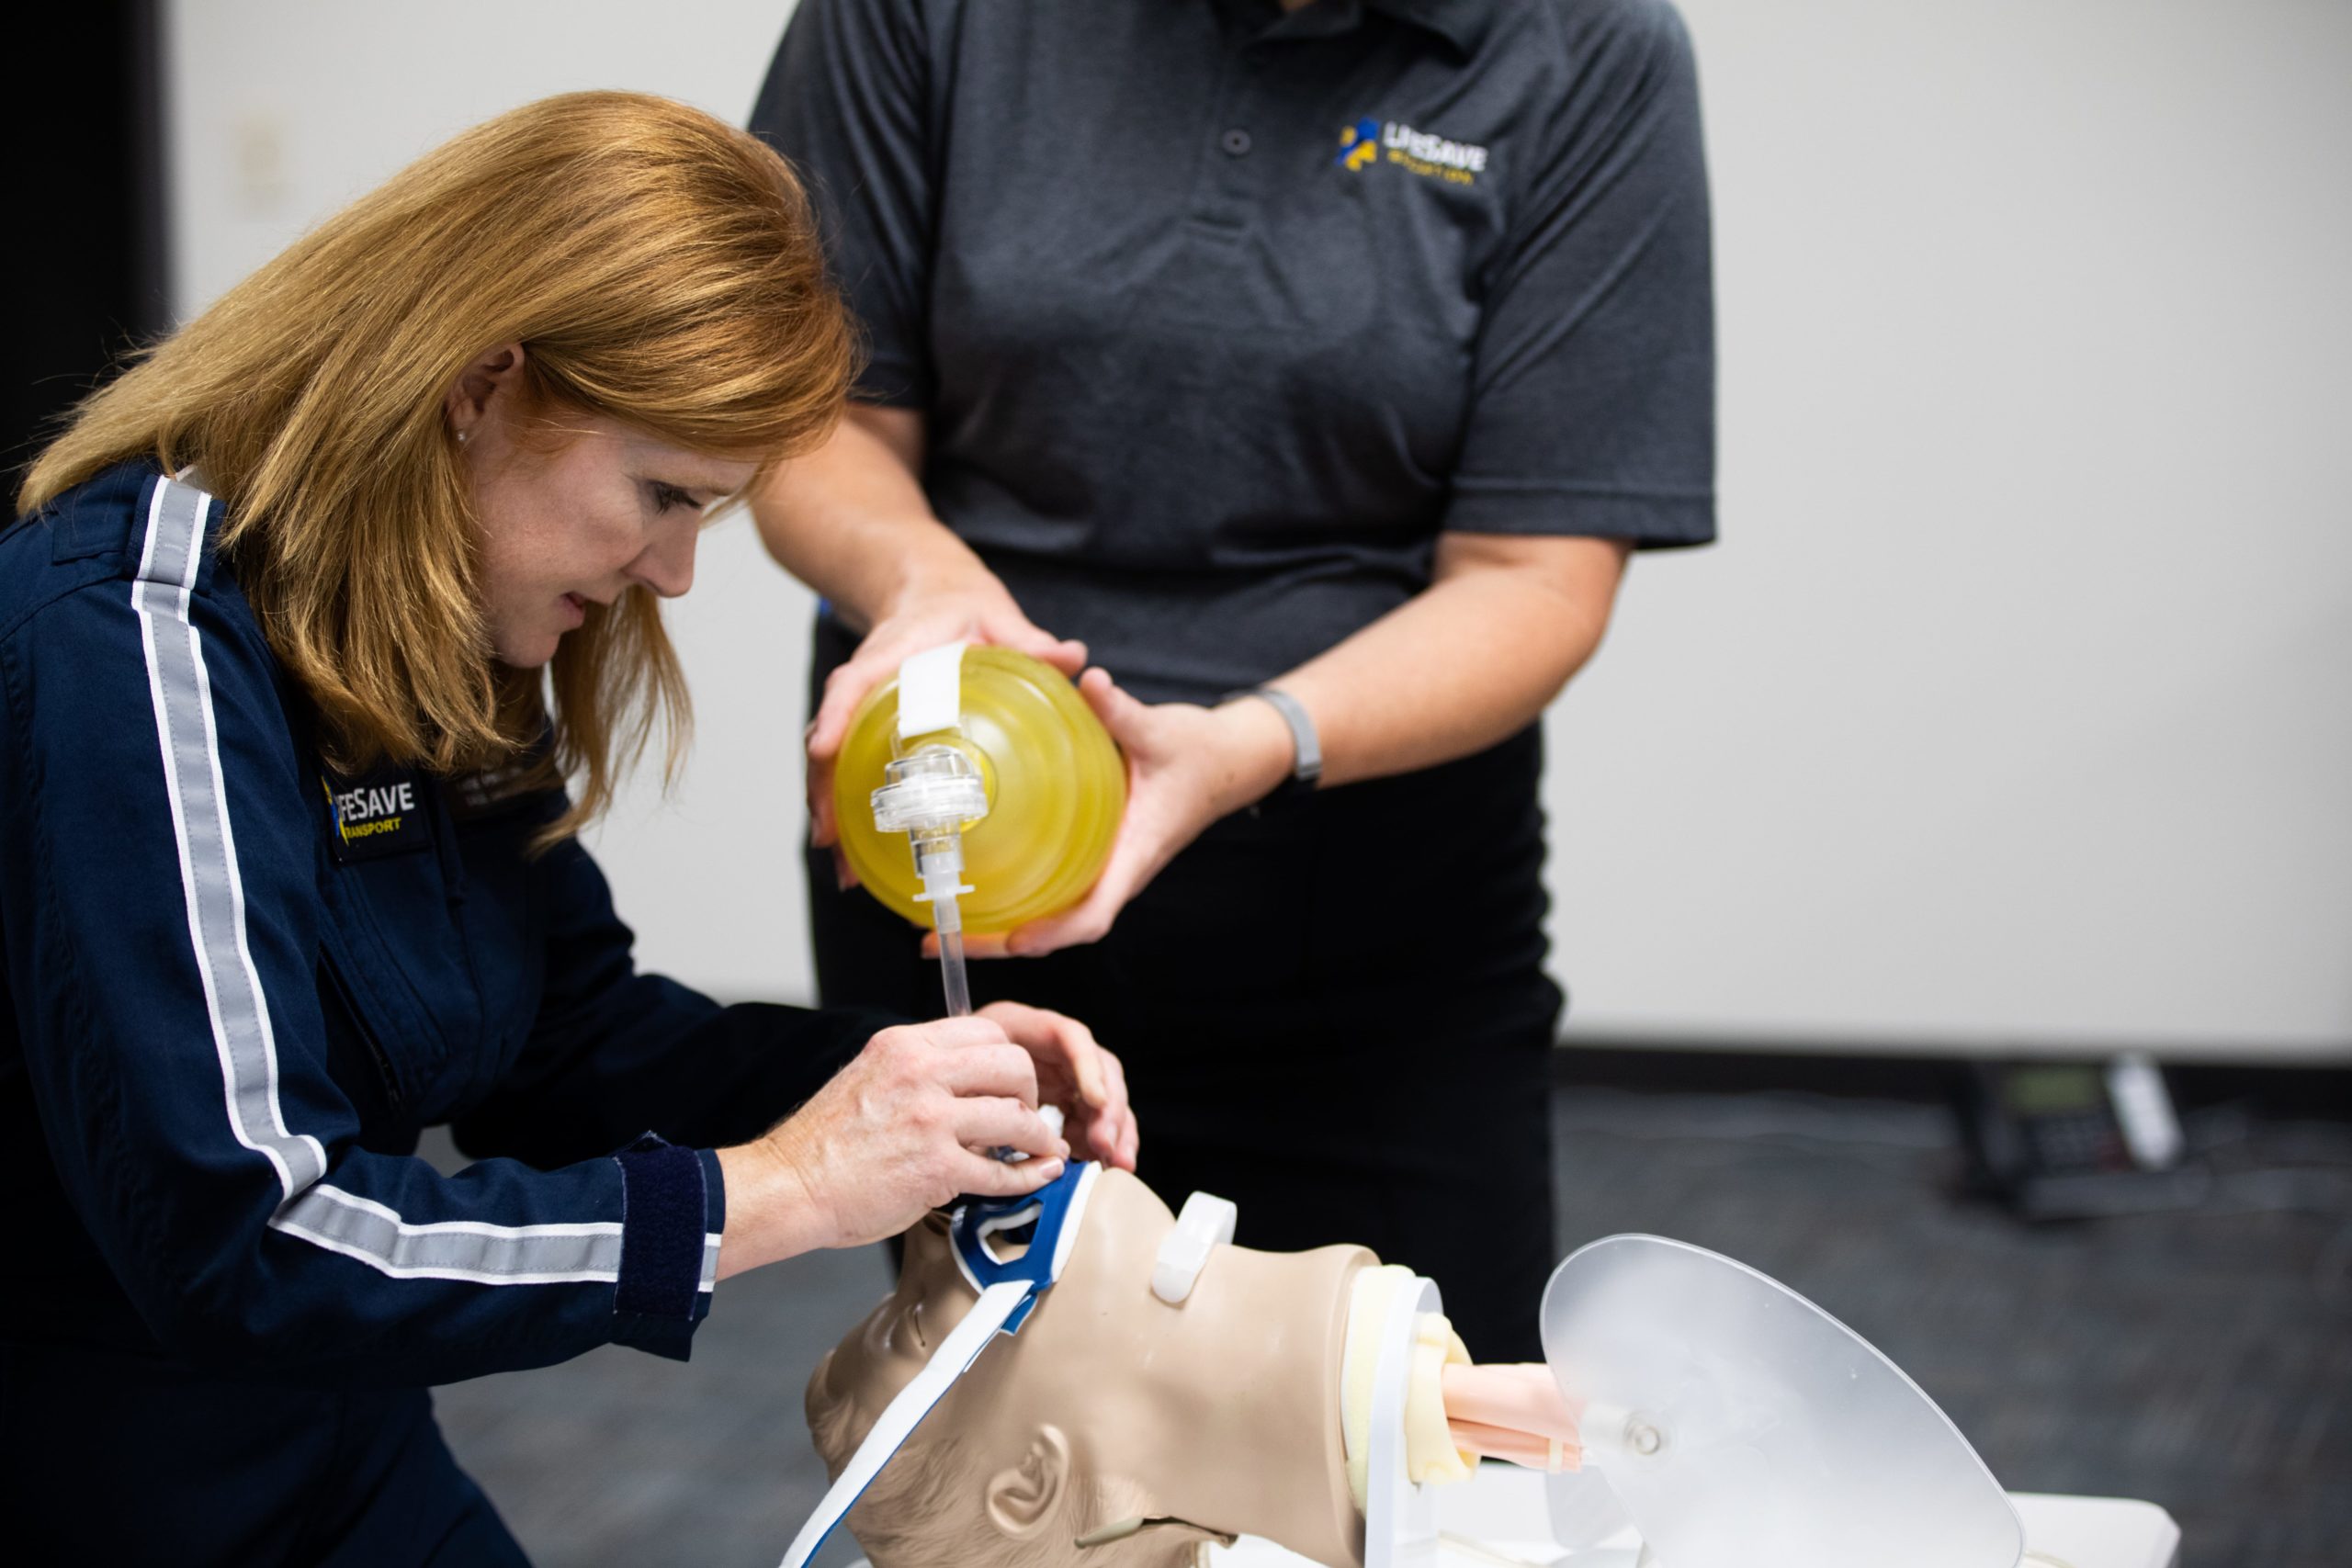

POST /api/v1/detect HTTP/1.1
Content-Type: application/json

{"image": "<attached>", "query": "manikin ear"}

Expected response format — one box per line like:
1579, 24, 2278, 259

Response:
444, 342, 529, 445
984, 1425, 1073, 1540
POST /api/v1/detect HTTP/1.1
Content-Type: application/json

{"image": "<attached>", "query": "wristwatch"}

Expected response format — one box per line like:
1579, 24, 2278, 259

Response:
1227, 685, 1321, 804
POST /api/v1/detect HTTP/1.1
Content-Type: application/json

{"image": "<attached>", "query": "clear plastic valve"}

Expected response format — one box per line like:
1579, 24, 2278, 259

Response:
870, 746, 989, 836
869, 744, 991, 1021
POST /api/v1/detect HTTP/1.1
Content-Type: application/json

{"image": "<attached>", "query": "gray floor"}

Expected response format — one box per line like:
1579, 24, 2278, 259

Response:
431, 1088, 2352, 1567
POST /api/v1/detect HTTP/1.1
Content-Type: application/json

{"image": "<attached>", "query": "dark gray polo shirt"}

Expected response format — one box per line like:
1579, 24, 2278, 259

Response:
753, 0, 1715, 705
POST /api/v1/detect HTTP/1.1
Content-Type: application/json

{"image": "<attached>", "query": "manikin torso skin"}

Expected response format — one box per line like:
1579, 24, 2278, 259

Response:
808, 1168, 1377, 1566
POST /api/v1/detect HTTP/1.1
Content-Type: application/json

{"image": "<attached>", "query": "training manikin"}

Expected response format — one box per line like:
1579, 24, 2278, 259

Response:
804, 1167, 1579, 1568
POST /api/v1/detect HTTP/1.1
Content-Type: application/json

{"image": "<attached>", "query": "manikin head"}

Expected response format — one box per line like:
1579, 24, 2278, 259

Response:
807, 1168, 1375, 1568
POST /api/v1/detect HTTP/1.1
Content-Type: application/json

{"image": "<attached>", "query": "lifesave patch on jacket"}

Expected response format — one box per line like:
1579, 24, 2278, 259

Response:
322, 768, 434, 863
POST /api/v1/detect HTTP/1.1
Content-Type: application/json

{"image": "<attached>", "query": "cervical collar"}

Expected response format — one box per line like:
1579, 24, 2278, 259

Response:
775, 1162, 1102, 1568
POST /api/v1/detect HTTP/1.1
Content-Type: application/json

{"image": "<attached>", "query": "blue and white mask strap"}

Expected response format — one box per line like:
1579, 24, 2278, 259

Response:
775, 1162, 1101, 1568
951, 1159, 1101, 1329
775, 1277, 1028, 1568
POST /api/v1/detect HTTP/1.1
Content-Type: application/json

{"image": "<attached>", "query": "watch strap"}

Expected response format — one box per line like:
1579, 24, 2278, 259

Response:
1229, 685, 1320, 797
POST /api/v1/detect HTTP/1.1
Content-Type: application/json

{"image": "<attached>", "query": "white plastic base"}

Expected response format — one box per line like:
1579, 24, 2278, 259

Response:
1352, 1271, 1443, 1568
1199, 1468, 2181, 1568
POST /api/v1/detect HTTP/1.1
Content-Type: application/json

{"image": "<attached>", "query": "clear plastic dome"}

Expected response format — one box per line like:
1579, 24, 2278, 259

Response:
1541, 1235, 2022, 1568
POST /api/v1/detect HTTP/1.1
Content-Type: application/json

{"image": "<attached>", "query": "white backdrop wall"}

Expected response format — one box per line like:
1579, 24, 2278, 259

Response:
164, 1, 2352, 1062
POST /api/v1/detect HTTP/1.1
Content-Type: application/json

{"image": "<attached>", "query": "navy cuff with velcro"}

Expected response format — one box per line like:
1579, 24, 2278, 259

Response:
610, 1133, 714, 1360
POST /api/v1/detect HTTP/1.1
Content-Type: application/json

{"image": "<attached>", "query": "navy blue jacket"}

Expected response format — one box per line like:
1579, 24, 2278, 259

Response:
0, 465, 891, 1386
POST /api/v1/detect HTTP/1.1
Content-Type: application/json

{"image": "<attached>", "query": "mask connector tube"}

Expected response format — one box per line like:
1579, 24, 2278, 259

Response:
871, 745, 989, 1018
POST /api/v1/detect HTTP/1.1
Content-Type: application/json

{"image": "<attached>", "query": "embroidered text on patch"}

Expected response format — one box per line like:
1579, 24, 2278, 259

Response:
322, 770, 435, 863
1336, 118, 1488, 186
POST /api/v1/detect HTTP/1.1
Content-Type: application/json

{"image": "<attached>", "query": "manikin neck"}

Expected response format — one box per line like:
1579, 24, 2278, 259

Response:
1108, 1242, 1376, 1568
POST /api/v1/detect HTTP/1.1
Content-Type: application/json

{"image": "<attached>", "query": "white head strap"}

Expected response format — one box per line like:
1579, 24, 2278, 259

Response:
775, 1164, 1101, 1568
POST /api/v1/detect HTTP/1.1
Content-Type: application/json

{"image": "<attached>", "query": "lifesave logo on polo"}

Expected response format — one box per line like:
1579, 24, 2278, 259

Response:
1336, 118, 1488, 185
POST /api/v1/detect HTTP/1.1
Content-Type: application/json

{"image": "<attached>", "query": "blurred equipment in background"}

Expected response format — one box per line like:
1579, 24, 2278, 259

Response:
5, 1, 170, 485
1961, 1055, 2199, 1220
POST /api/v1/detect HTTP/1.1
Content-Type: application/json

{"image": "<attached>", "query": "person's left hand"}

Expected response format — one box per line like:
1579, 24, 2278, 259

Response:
925, 670, 1295, 964
975, 998, 1140, 1170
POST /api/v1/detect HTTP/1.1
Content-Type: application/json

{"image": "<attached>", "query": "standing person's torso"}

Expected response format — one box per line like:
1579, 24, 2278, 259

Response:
919, 0, 1510, 703
770, 0, 1697, 702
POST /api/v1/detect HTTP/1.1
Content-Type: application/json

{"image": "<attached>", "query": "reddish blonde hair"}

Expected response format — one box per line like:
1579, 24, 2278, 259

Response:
21, 90, 854, 836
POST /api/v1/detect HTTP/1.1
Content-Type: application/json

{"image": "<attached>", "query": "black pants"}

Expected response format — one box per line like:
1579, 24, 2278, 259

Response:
810, 687, 1561, 1361
3, 1341, 529, 1566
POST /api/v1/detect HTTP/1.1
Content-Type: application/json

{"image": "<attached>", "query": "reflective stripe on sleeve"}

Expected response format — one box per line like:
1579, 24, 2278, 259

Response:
135, 477, 628, 1288
273, 1186, 625, 1284
134, 477, 328, 1200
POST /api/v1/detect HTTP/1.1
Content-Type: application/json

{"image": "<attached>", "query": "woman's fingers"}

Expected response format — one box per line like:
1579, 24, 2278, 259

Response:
1075, 665, 1155, 745
953, 1096, 1069, 1161
807, 653, 898, 846
1080, 1099, 1135, 1171
911, 1014, 1014, 1049
987, 1001, 1107, 1107
1099, 1048, 1138, 1168
996, 621, 1087, 677
1063, 1020, 1110, 1109
968, 1000, 1137, 1171
933, 1040, 1041, 1107
1004, 903, 1109, 958
951, 1150, 1068, 1199
1004, 852, 1133, 956
1006, 836, 1148, 954
1001, 682, 1219, 959
813, 609, 1080, 763
809, 651, 888, 761
806, 764, 838, 850
807, 624, 948, 784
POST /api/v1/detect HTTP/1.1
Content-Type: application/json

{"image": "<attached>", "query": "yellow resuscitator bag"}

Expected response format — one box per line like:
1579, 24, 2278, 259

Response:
832, 645, 1125, 938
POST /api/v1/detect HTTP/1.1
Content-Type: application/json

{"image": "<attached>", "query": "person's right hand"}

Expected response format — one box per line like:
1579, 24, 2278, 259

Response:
807, 588, 1086, 879
714, 1018, 1070, 1276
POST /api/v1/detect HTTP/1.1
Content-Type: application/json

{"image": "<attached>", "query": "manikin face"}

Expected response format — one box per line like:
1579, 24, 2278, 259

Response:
807, 1169, 1373, 1568
448, 344, 756, 668
813, 1206, 984, 1445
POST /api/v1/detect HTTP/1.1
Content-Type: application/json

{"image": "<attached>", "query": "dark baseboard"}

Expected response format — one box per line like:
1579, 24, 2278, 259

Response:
1551, 1038, 2352, 1117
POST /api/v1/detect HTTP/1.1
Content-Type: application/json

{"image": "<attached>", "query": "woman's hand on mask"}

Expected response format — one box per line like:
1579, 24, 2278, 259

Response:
714, 1017, 1069, 1278
945, 670, 1292, 958
973, 999, 1138, 1171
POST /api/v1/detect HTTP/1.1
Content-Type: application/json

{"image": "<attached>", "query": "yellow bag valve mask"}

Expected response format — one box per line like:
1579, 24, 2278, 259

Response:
835, 643, 1125, 1013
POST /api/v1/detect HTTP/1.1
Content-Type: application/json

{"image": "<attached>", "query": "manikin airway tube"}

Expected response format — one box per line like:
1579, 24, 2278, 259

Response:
1443, 1362, 1583, 1470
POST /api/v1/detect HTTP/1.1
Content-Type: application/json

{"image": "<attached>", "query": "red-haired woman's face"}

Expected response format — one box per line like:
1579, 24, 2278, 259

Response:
448, 345, 755, 668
